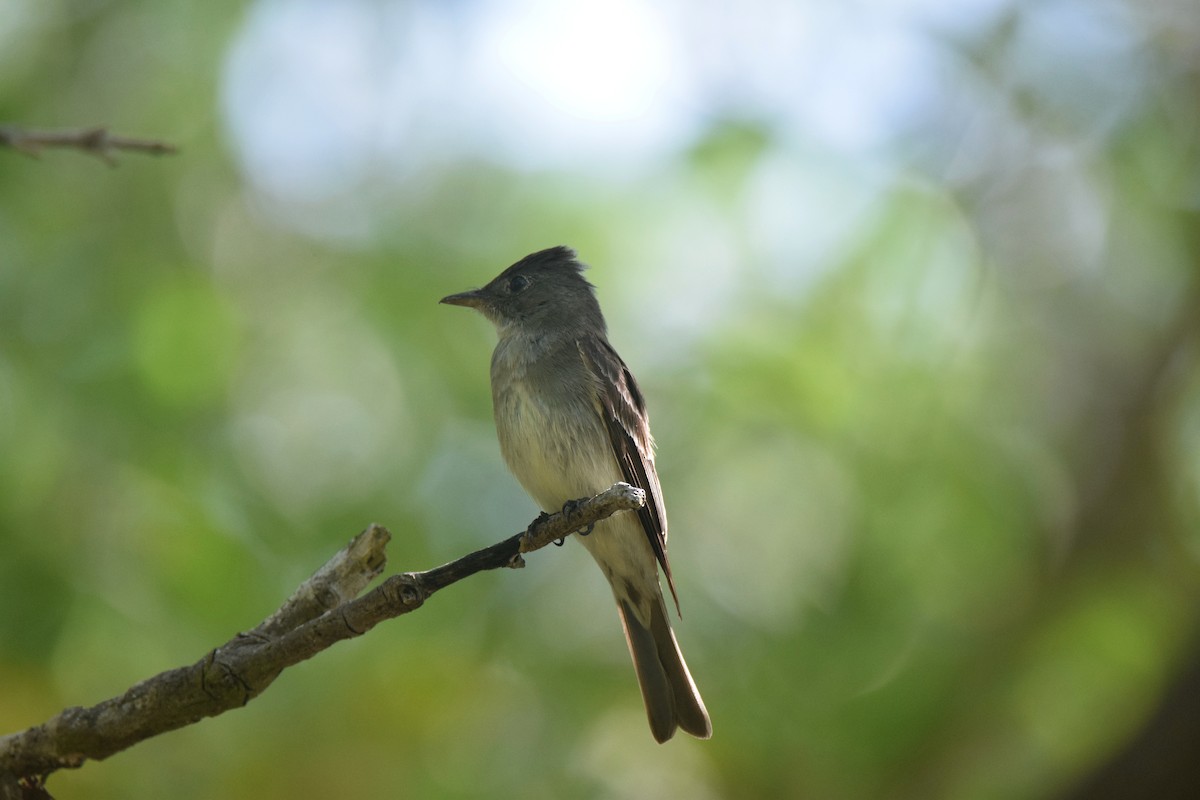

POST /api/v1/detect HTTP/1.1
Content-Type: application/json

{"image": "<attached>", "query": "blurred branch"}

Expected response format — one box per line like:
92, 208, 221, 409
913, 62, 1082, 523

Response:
1058, 210, 1200, 800
0, 483, 646, 797
1062, 638, 1200, 800
0, 125, 177, 165
895, 208, 1200, 799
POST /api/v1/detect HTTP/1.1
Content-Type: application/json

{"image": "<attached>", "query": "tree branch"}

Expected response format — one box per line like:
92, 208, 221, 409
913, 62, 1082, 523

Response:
0, 125, 177, 165
0, 482, 646, 794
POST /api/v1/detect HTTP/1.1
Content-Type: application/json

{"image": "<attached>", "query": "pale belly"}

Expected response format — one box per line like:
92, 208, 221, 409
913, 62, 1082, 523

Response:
493, 374, 661, 617
494, 375, 620, 511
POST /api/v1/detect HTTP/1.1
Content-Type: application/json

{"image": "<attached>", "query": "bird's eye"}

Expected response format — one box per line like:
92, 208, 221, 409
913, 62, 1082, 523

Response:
507, 274, 531, 294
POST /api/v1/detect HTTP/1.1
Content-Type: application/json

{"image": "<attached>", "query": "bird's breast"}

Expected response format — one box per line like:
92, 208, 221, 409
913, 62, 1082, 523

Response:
491, 366, 619, 512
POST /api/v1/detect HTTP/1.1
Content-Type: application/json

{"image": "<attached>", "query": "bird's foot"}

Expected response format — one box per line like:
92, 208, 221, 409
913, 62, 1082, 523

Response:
560, 499, 595, 536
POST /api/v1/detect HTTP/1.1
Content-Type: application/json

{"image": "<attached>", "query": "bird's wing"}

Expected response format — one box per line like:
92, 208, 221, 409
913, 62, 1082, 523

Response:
577, 336, 679, 613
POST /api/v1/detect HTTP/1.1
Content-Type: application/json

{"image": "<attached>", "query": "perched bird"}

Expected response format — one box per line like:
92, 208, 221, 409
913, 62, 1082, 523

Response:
440, 246, 711, 743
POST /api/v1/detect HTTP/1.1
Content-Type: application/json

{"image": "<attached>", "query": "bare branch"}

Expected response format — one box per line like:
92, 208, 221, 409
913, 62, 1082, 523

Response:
0, 125, 177, 165
0, 483, 646, 790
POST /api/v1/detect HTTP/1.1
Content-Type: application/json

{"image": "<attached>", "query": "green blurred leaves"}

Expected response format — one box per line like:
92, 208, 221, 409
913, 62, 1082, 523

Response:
134, 275, 239, 409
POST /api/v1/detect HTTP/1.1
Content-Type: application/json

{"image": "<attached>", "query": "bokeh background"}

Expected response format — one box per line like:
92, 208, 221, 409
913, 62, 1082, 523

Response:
3, 0, 1200, 797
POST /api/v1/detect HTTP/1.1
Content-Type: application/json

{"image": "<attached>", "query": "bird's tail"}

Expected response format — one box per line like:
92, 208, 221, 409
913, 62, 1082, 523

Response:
616, 593, 712, 743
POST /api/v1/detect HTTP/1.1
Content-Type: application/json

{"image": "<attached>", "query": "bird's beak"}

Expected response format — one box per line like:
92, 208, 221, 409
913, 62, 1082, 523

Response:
439, 288, 486, 309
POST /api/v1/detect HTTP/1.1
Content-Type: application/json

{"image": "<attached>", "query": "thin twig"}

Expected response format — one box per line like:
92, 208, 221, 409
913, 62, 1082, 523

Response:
0, 125, 177, 165
0, 483, 646, 790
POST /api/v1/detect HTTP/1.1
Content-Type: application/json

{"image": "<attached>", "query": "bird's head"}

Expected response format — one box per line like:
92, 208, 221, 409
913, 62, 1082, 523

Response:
440, 246, 605, 336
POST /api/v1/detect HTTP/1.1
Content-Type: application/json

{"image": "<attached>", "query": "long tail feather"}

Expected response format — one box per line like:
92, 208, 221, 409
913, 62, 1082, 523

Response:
616, 597, 712, 743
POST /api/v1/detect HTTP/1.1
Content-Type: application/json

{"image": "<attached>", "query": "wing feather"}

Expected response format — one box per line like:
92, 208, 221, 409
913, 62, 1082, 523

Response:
577, 336, 680, 613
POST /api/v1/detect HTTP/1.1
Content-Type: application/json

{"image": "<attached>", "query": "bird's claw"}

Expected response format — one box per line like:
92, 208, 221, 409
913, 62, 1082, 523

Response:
559, 499, 594, 536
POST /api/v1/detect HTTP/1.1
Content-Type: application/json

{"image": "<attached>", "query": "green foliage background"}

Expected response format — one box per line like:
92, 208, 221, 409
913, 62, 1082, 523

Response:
3, 1, 1200, 798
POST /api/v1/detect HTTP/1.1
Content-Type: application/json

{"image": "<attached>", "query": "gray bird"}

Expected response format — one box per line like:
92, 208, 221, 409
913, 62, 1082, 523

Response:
441, 246, 712, 743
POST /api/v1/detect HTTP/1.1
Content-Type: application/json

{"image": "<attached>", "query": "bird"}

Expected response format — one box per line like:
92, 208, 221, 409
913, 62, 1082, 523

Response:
440, 246, 712, 743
